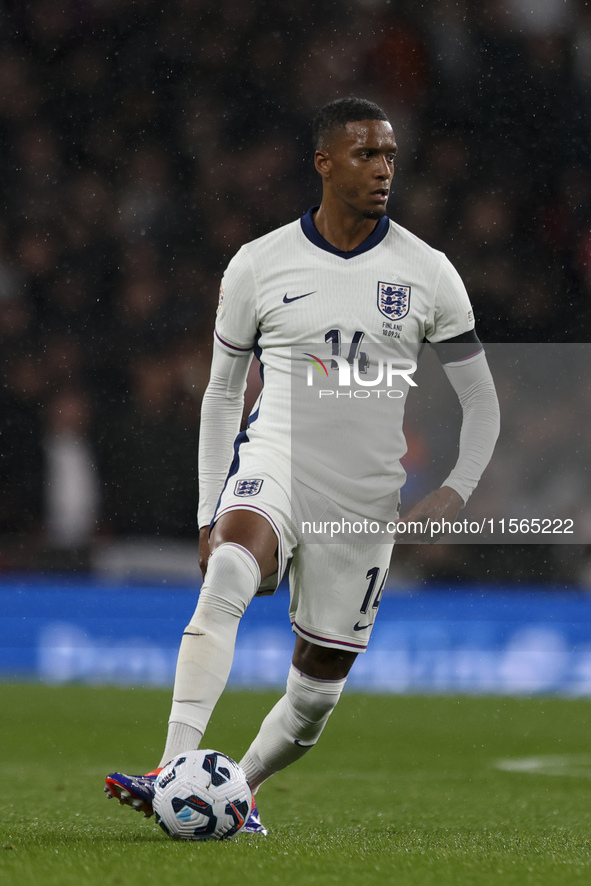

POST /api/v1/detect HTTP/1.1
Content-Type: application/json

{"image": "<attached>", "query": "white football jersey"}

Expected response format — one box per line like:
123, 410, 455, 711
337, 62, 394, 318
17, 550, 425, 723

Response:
214, 209, 475, 521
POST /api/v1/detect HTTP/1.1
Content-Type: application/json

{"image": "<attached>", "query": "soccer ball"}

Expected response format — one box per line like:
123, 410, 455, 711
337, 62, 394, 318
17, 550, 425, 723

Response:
153, 749, 253, 841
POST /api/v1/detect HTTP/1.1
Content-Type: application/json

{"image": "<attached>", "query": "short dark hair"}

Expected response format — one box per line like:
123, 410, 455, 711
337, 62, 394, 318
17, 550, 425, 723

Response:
312, 97, 389, 150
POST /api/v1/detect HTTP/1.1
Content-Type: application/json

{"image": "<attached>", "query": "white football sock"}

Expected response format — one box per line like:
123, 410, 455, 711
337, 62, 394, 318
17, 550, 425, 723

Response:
239, 664, 346, 792
159, 542, 260, 768
158, 722, 201, 768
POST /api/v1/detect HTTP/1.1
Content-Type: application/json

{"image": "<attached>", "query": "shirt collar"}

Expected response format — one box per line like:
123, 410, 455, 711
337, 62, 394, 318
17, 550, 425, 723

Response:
300, 206, 390, 259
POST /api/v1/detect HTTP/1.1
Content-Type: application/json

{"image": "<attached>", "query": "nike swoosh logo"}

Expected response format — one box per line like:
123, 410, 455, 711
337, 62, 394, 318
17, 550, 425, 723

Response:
294, 739, 315, 747
283, 290, 317, 303
226, 799, 245, 829
353, 621, 374, 632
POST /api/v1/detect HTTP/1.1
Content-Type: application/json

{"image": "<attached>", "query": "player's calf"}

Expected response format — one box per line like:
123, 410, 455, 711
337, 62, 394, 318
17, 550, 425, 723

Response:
239, 664, 347, 791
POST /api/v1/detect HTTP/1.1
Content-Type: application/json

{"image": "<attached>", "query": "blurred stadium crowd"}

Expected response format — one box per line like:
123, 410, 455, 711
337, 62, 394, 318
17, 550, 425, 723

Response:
0, 0, 589, 579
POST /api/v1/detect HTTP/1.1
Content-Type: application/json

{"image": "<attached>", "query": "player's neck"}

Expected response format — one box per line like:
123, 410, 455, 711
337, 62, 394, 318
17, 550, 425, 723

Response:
313, 203, 380, 253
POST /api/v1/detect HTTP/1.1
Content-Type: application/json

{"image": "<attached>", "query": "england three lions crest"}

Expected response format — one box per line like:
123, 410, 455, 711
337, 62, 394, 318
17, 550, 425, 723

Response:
378, 282, 411, 320
234, 478, 263, 497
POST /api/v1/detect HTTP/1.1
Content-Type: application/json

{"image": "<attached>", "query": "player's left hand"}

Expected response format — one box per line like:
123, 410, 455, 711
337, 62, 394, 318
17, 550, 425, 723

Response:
395, 485, 464, 543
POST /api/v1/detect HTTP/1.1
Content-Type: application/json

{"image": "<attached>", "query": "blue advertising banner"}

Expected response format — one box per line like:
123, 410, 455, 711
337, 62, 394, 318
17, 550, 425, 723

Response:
2, 575, 591, 695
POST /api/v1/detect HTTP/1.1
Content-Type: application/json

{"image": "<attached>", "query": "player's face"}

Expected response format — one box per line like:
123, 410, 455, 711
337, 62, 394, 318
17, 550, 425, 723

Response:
319, 119, 397, 220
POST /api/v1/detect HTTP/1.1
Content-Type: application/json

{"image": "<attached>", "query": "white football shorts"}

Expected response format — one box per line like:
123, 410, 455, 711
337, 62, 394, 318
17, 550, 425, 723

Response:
213, 449, 395, 652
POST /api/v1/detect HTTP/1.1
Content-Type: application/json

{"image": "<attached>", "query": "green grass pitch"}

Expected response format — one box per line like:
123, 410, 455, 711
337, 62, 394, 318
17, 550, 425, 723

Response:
2, 684, 591, 886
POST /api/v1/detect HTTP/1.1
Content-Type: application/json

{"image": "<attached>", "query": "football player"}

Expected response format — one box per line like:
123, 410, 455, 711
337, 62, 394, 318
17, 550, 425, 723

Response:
106, 97, 500, 833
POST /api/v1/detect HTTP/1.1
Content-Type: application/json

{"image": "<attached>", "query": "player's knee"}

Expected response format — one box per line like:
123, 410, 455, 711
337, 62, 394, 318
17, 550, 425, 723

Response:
292, 637, 357, 681
189, 542, 261, 623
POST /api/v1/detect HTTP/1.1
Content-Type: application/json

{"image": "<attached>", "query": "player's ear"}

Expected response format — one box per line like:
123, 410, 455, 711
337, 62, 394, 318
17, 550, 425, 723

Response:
314, 149, 331, 179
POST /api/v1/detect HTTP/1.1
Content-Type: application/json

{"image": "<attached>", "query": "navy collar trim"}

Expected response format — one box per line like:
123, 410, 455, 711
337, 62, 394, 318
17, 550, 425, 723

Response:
300, 206, 390, 259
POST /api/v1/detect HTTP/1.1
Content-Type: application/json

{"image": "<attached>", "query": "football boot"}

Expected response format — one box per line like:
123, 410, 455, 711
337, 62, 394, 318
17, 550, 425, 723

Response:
104, 768, 162, 818
242, 797, 268, 835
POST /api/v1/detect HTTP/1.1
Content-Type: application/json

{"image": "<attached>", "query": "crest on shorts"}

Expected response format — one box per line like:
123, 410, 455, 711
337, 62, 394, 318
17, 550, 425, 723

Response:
234, 478, 263, 497
377, 282, 411, 320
